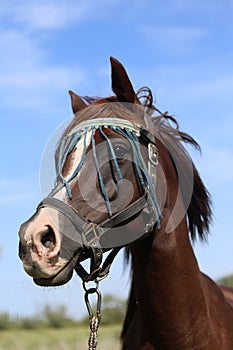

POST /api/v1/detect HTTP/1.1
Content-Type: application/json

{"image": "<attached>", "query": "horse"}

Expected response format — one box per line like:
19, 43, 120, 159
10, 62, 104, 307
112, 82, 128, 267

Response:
18, 57, 233, 349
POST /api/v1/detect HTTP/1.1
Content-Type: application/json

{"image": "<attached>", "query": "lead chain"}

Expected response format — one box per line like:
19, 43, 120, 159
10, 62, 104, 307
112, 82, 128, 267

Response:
83, 282, 102, 350
88, 315, 100, 350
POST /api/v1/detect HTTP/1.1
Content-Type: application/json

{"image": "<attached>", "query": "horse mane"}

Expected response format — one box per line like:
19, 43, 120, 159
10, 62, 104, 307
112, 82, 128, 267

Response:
76, 87, 212, 242
152, 114, 212, 242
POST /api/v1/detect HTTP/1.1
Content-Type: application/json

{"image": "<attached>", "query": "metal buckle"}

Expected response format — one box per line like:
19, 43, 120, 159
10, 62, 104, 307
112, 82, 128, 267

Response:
82, 223, 104, 247
148, 143, 158, 182
148, 143, 158, 166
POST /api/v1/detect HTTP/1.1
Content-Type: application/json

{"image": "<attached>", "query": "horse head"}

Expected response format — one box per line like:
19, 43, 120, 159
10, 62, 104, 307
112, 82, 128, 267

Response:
18, 57, 211, 290
18, 57, 166, 286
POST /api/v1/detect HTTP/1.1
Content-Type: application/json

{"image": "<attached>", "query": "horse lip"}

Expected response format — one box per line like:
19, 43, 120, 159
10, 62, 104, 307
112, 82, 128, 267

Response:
33, 253, 80, 287
24, 265, 48, 279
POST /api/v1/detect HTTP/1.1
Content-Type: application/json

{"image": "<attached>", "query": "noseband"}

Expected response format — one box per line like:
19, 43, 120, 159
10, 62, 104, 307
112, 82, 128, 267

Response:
38, 117, 161, 282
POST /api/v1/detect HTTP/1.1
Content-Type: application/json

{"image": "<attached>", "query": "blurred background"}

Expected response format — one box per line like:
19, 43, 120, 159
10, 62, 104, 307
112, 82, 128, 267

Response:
1, 0, 233, 335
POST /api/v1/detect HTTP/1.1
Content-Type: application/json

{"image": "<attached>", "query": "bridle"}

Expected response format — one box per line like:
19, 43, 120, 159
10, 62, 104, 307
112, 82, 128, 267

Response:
37, 117, 161, 283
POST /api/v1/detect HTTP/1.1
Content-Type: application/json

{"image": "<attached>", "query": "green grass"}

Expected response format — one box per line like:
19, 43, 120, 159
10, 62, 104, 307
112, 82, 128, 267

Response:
0, 325, 121, 350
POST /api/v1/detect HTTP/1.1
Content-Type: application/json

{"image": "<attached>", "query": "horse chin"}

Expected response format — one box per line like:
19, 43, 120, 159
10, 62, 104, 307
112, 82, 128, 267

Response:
33, 255, 77, 287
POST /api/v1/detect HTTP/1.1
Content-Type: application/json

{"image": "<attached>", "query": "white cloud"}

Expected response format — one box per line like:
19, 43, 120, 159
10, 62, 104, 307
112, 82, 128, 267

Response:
133, 58, 233, 116
1, 0, 120, 31
13, 1, 90, 30
1, 63, 84, 90
0, 29, 42, 67
0, 0, 119, 110
161, 74, 233, 106
0, 28, 86, 110
140, 25, 209, 56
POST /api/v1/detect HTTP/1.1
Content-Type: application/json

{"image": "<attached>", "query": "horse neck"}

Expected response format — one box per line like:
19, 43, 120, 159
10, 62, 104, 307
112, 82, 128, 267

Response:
122, 143, 210, 349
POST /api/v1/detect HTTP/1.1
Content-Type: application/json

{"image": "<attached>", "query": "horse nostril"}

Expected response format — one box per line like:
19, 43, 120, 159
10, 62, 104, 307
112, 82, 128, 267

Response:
41, 226, 56, 250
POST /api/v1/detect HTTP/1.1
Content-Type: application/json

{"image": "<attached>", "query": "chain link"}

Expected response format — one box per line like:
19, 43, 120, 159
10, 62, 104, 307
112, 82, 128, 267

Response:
83, 281, 102, 350
88, 315, 100, 350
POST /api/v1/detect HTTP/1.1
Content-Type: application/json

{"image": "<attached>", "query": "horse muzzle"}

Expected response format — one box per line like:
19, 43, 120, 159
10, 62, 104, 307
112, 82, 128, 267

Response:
18, 205, 83, 286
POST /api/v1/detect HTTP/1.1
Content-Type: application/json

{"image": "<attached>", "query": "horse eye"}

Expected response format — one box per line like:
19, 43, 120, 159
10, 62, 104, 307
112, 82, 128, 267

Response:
114, 145, 127, 159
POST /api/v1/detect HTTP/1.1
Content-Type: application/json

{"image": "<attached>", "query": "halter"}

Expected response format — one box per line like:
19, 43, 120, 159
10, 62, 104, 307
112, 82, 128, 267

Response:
38, 117, 161, 282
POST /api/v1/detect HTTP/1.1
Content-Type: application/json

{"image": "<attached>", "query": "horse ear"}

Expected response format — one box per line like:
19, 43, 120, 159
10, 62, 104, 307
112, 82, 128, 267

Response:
110, 57, 140, 103
68, 90, 87, 114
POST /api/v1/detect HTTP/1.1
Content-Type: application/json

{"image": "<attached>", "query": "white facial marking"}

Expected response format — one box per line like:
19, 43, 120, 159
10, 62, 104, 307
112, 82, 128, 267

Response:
54, 130, 93, 200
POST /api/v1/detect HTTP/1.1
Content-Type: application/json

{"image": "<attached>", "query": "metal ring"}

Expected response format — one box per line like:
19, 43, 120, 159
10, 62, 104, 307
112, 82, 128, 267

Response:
84, 286, 102, 318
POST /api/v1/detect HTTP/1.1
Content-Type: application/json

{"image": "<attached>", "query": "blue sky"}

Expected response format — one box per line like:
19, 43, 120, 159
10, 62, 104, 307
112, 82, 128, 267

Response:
1, 0, 233, 319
